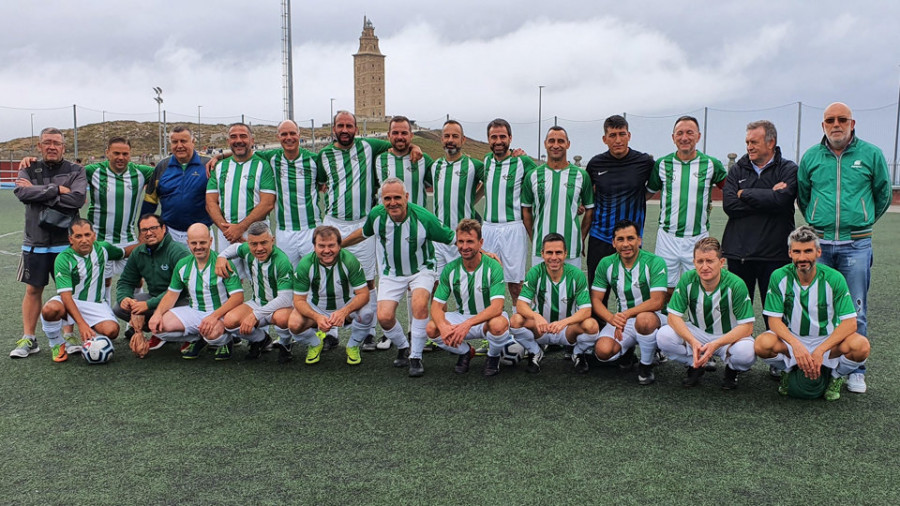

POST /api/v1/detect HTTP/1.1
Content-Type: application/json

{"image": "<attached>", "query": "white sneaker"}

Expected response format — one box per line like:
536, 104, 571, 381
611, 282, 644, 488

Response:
375, 336, 392, 350
847, 372, 867, 393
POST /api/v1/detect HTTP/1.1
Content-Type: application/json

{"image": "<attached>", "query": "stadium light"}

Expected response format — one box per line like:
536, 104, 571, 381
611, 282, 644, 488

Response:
153, 87, 163, 159
538, 85, 545, 158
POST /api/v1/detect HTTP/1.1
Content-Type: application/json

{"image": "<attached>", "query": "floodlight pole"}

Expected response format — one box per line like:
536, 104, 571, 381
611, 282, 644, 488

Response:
538, 85, 545, 158
153, 87, 163, 159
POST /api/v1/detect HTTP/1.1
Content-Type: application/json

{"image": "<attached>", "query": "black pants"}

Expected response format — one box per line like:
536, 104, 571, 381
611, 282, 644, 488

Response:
726, 258, 786, 329
587, 236, 617, 309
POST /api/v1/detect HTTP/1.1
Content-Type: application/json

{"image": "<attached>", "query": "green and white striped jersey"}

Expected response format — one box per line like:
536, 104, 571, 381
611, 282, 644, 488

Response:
54, 242, 124, 303
169, 250, 243, 312
433, 254, 506, 316
763, 263, 856, 338
431, 155, 484, 228
668, 269, 755, 334
647, 151, 726, 238
519, 263, 591, 323
206, 154, 277, 224
232, 243, 295, 305
592, 250, 668, 313
294, 249, 367, 311
257, 148, 320, 231
317, 138, 391, 221
521, 164, 594, 259
84, 161, 155, 244
375, 152, 433, 209
362, 203, 455, 277
482, 153, 537, 223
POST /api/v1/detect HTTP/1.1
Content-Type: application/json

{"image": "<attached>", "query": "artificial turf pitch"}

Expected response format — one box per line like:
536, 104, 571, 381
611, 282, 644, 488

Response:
0, 190, 898, 505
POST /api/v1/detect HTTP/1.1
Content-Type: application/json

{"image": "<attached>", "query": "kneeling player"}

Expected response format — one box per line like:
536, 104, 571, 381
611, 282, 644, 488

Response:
423, 219, 510, 377
510, 233, 599, 374
582, 220, 666, 383
657, 237, 756, 389
288, 226, 374, 365
754, 226, 870, 401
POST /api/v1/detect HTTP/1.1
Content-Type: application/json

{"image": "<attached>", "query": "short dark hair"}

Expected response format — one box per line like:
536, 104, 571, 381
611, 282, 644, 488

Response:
612, 219, 639, 236
138, 213, 165, 228
313, 225, 342, 246
546, 125, 568, 140
603, 115, 629, 134
227, 122, 252, 136
443, 119, 464, 136
171, 125, 193, 138
456, 219, 482, 240
390, 115, 411, 130
107, 136, 131, 148
674, 115, 700, 131
541, 233, 567, 252
68, 217, 93, 235
333, 110, 356, 127
486, 118, 512, 137
693, 237, 722, 258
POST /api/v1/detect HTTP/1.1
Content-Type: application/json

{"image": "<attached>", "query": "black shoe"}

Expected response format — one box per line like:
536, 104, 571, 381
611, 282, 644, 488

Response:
124, 327, 135, 341
617, 347, 637, 370
360, 334, 377, 352
408, 358, 424, 377
574, 353, 590, 374
721, 366, 739, 390
682, 366, 705, 387
483, 355, 501, 377
563, 345, 574, 360
275, 342, 293, 364
637, 363, 656, 385
322, 334, 340, 352
704, 356, 718, 372
393, 347, 410, 368
768, 365, 782, 380
654, 349, 668, 365
454, 346, 475, 374
246, 336, 271, 360
526, 349, 544, 374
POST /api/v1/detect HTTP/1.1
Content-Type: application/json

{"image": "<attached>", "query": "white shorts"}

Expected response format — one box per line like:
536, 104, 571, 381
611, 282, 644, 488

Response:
773, 331, 841, 371
655, 229, 706, 287
433, 242, 459, 274
531, 256, 582, 269
167, 227, 189, 246
50, 295, 117, 327
105, 241, 136, 279
378, 270, 437, 302
307, 299, 374, 326
597, 321, 639, 361
215, 229, 248, 279
324, 215, 376, 280
276, 228, 315, 267
535, 326, 570, 346
241, 299, 291, 327
442, 311, 509, 341
169, 306, 216, 336
482, 221, 529, 283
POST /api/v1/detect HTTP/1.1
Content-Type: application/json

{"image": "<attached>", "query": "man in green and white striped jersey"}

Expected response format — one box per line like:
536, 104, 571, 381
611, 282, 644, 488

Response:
426, 219, 511, 377
647, 116, 726, 298
376, 116, 433, 209
482, 118, 536, 305
344, 178, 455, 374
39, 219, 128, 363
581, 220, 667, 383
657, 237, 756, 389
255, 120, 321, 266
522, 126, 594, 268
215, 222, 295, 362
755, 226, 870, 401
288, 225, 373, 366
148, 223, 244, 360
430, 120, 484, 273
510, 233, 599, 374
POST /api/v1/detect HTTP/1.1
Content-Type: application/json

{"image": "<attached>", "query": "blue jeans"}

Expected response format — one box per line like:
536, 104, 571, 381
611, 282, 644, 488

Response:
818, 238, 872, 373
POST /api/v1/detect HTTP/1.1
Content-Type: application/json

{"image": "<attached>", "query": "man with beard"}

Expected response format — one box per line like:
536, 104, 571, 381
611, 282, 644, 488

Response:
376, 115, 433, 209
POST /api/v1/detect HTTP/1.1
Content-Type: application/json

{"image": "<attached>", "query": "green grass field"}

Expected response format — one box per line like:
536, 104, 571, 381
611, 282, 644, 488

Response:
0, 190, 898, 505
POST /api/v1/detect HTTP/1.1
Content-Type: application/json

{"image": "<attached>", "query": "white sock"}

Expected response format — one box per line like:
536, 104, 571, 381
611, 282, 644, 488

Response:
41, 317, 64, 346
486, 330, 512, 357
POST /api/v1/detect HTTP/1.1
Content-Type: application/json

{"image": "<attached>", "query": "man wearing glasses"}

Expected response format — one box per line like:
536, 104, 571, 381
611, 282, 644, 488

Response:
797, 102, 892, 395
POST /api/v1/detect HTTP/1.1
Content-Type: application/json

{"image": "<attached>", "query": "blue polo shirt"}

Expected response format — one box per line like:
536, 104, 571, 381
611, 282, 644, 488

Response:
142, 151, 212, 231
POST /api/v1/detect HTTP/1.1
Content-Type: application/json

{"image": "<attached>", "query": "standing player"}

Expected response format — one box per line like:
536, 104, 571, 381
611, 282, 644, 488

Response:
376, 115, 433, 208
522, 127, 594, 268
656, 237, 756, 389
755, 226, 870, 401
510, 234, 600, 373
425, 219, 510, 377
581, 220, 666, 383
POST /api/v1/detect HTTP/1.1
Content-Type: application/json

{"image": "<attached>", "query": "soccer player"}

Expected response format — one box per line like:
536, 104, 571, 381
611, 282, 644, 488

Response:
215, 222, 295, 361
376, 115, 433, 209
481, 118, 535, 305
581, 220, 666, 383
510, 233, 599, 374
522, 127, 594, 268
343, 178, 455, 374
755, 226, 870, 401
148, 223, 244, 359
39, 218, 126, 362
425, 219, 510, 377
656, 237, 756, 389
647, 115, 726, 299
287, 225, 373, 366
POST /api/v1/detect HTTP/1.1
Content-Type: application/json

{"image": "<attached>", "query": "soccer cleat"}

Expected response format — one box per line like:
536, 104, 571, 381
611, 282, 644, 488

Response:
654, 349, 668, 365
10, 337, 40, 358
322, 333, 340, 352
214, 343, 232, 361
617, 346, 637, 370
408, 358, 424, 377
563, 345, 574, 361
246, 336, 271, 360
305, 341, 324, 365
825, 376, 845, 401
423, 339, 438, 352
180, 342, 191, 353
704, 356, 718, 372
182, 340, 207, 359
275, 342, 293, 364
483, 355, 501, 377
147, 336, 165, 351
454, 346, 475, 374
51, 343, 68, 363
393, 347, 410, 368
64, 334, 83, 355
573, 354, 590, 374
526, 348, 545, 374
721, 366, 739, 390
360, 334, 377, 352
474, 339, 489, 357
375, 335, 392, 351
346, 345, 361, 366
637, 363, 656, 385
769, 365, 782, 380
124, 326, 136, 341
778, 371, 789, 396
847, 372, 867, 393
682, 366, 705, 387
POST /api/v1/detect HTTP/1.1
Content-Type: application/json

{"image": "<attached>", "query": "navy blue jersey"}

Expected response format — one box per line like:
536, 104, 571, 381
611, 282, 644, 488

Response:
586, 148, 654, 243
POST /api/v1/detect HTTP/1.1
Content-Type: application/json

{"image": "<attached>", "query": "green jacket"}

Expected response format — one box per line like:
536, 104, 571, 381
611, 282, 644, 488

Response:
798, 134, 892, 240
116, 233, 190, 309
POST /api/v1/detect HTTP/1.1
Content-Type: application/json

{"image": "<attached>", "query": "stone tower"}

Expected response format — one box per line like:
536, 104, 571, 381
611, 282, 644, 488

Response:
353, 16, 386, 121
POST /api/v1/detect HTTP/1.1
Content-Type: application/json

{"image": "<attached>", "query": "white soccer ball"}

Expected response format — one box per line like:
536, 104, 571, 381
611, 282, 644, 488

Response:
499, 341, 525, 366
82, 336, 115, 364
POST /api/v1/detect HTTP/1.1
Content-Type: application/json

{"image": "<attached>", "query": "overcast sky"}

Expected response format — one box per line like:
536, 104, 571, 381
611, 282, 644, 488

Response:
2, 0, 899, 162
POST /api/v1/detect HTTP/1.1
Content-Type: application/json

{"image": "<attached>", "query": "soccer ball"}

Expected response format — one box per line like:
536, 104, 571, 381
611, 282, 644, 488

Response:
499, 341, 525, 366
82, 336, 115, 364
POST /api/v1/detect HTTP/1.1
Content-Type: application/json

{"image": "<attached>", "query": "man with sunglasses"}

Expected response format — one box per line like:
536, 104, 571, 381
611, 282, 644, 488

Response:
797, 102, 892, 395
